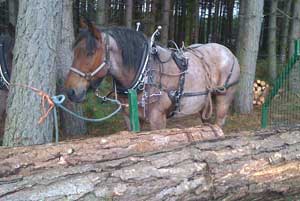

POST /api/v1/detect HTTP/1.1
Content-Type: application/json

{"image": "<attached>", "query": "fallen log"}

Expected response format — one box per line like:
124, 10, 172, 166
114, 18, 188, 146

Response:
0, 125, 300, 201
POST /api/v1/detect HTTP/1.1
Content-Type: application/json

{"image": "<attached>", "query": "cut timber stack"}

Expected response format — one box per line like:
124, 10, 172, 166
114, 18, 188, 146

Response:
253, 79, 269, 106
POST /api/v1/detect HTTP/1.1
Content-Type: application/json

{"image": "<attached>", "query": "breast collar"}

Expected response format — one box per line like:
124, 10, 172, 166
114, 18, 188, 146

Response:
115, 41, 150, 94
0, 43, 10, 89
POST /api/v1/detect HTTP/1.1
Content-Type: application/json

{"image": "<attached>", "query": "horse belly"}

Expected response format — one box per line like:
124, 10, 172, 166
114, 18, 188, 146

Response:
172, 96, 206, 118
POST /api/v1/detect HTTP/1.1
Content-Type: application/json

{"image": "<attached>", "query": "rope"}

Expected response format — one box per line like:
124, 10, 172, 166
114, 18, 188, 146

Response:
51, 94, 122, 143
185, 48, 214, 120
52, 94, 122, 123
6, 83, 122, 143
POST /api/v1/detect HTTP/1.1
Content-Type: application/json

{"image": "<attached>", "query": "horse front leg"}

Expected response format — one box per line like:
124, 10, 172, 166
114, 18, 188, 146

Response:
122, 107, 146, 131
149, 108, 167, 130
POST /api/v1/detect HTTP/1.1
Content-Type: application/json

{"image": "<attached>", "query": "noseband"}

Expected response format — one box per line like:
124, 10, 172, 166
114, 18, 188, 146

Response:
70, 33, 110, 81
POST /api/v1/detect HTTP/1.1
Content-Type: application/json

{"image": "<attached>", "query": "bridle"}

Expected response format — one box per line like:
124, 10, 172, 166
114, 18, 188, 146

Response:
69, 33, 110, 81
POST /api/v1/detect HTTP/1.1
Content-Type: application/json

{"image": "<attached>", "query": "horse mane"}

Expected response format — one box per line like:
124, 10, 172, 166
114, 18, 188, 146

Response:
74, 26, 148, 70
104, 27, 147, 70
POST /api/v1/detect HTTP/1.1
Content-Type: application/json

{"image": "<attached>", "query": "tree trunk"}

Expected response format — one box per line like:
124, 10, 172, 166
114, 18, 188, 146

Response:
169, 0, 175, 41
234, 0, 264, 114
73, 0, 80, 34
96, 0, 106, 27
268, 0, 278, 82
161, 0, 171, 45
3, 0, 63, 146
207, 0, 213, 42
279, 0, 292, 64
193, 0, 200, 43
212, 0, 220, 42
8, 0, 18, 26
1, 126, 300, 201
288, 0, 300, 93
57, 0, 87, 136
149, 0, 158, 35
125, 0, 133, 28
236, 0, 246, 53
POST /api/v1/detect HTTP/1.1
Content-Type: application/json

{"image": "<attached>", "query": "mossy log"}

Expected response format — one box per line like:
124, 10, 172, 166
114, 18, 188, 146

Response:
0, 125, 300, 201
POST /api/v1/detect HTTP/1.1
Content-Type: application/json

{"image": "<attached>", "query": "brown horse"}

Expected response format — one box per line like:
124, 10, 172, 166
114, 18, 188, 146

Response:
65, 22, 240, 130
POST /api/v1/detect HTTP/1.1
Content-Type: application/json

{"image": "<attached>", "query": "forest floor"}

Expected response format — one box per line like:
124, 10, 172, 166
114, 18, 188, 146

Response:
81, 98, 262, 139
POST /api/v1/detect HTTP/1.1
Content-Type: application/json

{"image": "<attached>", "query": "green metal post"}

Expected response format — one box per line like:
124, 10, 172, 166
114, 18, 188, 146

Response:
128, 89, 140, 132
295, 39, 300, 57
261, 105, 268, 128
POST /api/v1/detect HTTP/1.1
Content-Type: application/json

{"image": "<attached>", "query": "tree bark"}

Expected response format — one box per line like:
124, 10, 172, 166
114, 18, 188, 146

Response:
288, 0, 300, 93
169, 0, 175, 41
1, 126, 300, 201
96, 0, 107, 27
279, 0, 292, 64
161, 0, 171, 45
149, 0, 158, 35
3, 0, 63, 146
212, 0, 220, 42
234, 0, 264, 114
57, 0, 87, 136
268, 0, 278, 82
207, 0, 213, 42
193, 0, 200, 43
125, 0, 133, 28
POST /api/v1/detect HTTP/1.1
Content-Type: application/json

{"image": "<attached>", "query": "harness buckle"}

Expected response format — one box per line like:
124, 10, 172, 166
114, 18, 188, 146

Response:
84, 73, 92, 81
137, 83, 145, 91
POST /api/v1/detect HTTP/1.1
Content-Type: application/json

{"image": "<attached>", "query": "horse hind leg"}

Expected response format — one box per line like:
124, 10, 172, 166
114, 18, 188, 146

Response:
215, 87, 236, 127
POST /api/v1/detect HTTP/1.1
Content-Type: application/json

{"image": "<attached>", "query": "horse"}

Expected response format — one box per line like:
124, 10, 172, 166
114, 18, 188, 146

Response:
0, 24, 15, 135
65, 21, 240, 130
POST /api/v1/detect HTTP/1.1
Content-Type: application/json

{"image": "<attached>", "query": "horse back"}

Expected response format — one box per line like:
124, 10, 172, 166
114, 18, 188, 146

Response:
185, 43, 240, 87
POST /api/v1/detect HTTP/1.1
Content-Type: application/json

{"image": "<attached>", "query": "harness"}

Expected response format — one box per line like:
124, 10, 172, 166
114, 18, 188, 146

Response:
0, 43, 10, 90
167, 51, 188, 115
154, 45, 239, 118
115, 41, 150, 94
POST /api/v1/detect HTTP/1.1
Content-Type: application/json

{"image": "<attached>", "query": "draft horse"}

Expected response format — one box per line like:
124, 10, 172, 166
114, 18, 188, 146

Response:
65, 22, 240, 130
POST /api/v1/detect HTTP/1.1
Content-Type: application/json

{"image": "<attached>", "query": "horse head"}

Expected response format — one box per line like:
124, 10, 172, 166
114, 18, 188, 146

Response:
65, 20, 109, 103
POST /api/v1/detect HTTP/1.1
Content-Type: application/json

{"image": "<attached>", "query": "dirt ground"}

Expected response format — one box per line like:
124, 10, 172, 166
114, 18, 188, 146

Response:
85, 106, 262, 139
0, 106, 262, 143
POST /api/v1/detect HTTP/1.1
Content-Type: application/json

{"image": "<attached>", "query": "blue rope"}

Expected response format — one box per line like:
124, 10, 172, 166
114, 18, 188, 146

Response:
51, 94, 122, 143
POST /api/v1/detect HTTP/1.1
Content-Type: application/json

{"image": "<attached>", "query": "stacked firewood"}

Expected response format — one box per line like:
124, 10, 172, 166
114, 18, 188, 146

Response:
253, 80, 269, 106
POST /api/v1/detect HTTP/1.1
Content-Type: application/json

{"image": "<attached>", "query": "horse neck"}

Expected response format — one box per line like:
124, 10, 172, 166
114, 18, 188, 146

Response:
104, 33, 136, 88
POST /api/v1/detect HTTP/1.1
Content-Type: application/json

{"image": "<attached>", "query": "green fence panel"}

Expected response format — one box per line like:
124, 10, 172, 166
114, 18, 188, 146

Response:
261, 40, 300, 128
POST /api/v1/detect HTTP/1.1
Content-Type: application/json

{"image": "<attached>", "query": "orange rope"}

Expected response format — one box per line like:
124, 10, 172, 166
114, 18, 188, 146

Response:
11, 84, 55, 124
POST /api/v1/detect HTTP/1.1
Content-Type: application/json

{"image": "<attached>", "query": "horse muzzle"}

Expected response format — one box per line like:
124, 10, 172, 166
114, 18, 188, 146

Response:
66, 88, 87, 103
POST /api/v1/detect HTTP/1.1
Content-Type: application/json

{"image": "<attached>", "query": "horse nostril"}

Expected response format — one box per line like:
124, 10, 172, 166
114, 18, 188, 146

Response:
66, 88, 75, 98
